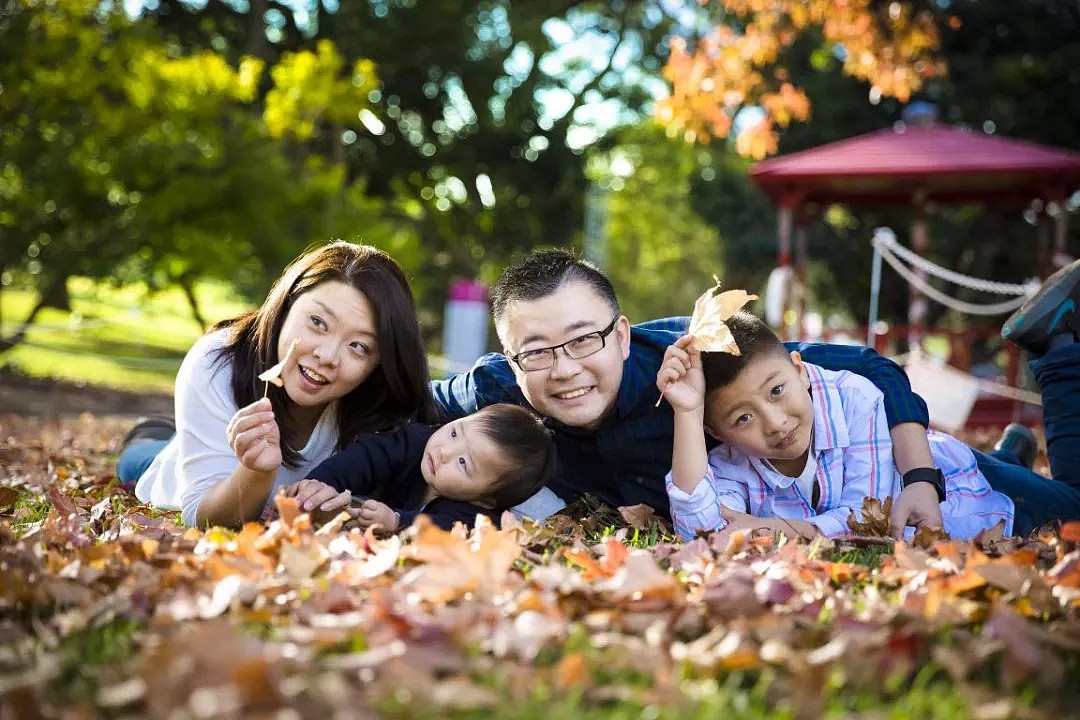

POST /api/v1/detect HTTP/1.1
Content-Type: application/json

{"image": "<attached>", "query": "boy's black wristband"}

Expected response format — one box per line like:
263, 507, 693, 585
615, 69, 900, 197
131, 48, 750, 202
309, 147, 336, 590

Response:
901, 467, 946, 503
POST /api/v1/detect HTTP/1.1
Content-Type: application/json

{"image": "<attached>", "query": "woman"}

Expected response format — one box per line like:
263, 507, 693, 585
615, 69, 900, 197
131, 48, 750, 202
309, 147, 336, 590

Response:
118, 242, 436, 528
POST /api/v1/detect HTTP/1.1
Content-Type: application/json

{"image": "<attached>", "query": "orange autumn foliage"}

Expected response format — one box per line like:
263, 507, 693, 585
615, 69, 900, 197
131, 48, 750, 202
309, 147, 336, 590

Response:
657, 0, 947, 157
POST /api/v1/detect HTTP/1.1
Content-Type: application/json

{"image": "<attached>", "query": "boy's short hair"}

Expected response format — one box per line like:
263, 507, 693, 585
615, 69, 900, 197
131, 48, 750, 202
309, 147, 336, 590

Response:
700, 311, 791, 392
472, 404, 556, 509
491, 249, 619, 335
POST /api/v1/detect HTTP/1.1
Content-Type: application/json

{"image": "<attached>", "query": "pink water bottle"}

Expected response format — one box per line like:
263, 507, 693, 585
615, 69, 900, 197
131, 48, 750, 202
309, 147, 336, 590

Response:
442, 279, 490, 374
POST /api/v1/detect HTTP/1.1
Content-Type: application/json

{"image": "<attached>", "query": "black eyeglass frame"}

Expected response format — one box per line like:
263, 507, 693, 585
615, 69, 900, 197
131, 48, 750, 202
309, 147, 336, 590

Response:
507, 316, 620, 372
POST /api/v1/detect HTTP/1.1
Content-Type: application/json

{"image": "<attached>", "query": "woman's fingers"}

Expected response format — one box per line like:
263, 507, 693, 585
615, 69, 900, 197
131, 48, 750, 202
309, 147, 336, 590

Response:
302, 486, 345, 512
239, 441, 266, 468
320, 490, 352, 512
232, 423, 274, 459
227, 399, 274, 439
228, 416, 275, 452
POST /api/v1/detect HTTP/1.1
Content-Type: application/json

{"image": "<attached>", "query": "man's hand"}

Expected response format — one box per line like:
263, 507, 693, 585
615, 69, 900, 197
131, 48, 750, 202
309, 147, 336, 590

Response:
889, 480, 943, 538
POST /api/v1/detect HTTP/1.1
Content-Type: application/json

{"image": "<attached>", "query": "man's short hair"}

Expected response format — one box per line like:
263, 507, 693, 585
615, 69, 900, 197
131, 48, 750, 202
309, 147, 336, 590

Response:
491, 249, 619, 336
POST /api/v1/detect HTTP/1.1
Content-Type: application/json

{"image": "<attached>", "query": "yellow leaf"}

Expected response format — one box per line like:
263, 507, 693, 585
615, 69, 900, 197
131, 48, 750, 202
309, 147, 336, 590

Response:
259, 338, 299, 385
686, 278, 758, 354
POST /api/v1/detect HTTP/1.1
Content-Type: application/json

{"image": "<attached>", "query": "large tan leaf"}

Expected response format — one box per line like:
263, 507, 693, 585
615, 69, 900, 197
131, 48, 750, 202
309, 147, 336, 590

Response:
687, 279, 758, 354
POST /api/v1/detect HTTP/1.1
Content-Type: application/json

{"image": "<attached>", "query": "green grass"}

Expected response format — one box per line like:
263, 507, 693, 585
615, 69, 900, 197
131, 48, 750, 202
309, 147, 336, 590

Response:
0, 278, 253, 392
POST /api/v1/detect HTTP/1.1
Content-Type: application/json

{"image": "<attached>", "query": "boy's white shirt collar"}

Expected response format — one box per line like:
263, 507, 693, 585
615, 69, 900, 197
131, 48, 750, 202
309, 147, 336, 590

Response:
744, 362, 849, 490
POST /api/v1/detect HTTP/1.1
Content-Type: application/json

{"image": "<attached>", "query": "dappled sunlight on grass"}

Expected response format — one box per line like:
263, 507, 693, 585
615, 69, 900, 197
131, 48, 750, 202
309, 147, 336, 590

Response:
0, 279, 253, 391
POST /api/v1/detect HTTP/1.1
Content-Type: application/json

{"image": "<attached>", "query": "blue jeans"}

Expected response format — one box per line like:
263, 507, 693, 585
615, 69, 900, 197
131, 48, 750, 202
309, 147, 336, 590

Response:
975, 344, 1080, 535
116, 439, 170, 488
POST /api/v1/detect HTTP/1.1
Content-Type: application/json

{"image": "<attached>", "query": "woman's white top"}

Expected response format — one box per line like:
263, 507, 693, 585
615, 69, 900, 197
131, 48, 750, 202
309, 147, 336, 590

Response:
134, 329, 340, 526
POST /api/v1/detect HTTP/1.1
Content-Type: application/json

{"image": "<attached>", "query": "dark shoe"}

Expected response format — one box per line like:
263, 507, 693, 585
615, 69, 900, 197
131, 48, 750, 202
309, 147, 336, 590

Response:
1002, 258, 1080, 357
992, 423, 1037, 470
119, 415, 175, 453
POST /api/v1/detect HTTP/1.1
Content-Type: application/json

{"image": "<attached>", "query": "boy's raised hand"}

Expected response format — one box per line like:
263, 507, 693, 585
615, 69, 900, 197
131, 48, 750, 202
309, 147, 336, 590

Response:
656, 334, 706, 413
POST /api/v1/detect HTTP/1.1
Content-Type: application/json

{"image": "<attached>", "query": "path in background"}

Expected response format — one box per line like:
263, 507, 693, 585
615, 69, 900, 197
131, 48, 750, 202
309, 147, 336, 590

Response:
0, 368, 172, 417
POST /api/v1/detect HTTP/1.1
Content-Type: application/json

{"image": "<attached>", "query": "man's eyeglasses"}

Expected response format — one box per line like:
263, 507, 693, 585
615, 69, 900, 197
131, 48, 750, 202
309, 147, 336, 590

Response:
508, 317, 620, 372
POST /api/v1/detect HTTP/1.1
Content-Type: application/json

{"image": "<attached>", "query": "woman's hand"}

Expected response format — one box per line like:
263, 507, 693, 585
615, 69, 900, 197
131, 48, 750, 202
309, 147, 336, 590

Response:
226, 397, 281, 473
280, 478, 352, 525
656, 335, 706, 414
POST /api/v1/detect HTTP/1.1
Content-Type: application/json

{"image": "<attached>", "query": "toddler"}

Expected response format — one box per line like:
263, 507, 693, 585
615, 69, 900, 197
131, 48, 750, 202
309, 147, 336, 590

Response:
283, 403, 555, 531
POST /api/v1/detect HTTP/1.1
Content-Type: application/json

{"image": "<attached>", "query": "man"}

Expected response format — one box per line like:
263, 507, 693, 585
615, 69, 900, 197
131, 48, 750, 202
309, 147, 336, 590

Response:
432, 250, 945, 533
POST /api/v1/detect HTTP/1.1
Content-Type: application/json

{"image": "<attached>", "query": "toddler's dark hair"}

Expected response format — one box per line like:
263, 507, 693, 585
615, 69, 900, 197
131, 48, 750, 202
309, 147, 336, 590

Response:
700, 311, 791, 392
472, 404, 556, 509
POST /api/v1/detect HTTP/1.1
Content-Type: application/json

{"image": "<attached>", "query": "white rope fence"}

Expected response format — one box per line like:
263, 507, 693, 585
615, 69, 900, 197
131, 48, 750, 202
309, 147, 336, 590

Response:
867, 227, 1045, 413
871, 228, 1040, 316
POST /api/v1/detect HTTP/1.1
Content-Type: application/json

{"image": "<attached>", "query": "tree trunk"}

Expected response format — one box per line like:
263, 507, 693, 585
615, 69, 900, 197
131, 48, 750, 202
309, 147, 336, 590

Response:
180, 279, 209, 330
0, 276, 67, 354
41, 275, 71, 311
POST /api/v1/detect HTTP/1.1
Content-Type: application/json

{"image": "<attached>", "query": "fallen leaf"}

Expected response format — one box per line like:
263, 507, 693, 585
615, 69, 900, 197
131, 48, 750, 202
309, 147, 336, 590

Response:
618, 504, 657, 530
846, 496, 894, 538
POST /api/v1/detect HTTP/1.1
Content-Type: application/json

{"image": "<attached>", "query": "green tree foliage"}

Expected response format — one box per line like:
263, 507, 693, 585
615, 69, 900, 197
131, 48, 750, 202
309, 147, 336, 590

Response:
587, 125, 725, 321
0, 0, 388, 349
309, 1, 681, 315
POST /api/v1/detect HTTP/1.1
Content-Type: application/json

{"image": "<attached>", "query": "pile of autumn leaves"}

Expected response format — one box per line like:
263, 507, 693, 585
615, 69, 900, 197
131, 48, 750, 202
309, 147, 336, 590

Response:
1, 416, 1080, 718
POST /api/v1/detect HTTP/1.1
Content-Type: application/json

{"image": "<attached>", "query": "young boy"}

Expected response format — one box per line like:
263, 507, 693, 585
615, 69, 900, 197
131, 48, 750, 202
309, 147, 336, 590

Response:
280, 403, 556, 532
657, 311, 1015, 542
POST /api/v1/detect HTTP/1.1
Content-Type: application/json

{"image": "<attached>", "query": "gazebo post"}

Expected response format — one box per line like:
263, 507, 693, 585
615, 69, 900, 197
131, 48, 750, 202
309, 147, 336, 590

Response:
794, 207, 814, 341
1036, 206, 1051, 280
908, 194, 929, 351
1053, 197, 1071, 264
776, 198, 796, 339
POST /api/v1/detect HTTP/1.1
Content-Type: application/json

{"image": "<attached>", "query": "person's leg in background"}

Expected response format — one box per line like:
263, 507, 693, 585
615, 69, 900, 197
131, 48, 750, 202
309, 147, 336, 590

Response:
116, 416, 175, 487
1029, 343, 1080, 491
117, 439, 170, 486
979, 257, 1080, 532
972, 447, 1080, 536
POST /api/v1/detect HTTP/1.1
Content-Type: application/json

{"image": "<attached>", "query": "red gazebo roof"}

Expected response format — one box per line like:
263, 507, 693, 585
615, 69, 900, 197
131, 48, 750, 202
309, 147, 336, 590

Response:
749, 124, 1080, 207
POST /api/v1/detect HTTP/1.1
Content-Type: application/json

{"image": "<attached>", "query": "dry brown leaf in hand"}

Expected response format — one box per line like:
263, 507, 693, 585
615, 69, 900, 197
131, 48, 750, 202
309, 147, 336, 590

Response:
687, 279, 758, 355
846, 496, 894, 538
259, 338, 300, 390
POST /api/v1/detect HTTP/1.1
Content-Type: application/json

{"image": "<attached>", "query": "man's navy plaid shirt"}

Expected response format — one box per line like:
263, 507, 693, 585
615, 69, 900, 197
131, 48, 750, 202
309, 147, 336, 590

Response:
430, 317, 928, 520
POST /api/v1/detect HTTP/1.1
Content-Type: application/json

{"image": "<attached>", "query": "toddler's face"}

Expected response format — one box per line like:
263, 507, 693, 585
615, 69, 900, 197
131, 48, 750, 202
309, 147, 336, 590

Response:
704, 352, 814, 467
421, 415, 505, 504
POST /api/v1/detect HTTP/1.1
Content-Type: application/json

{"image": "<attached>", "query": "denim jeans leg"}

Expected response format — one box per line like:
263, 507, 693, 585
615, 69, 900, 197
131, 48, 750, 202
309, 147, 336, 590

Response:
117, 439, 169, 487
1031, 343, 1080, 492
973, 449, 1078, 535
974, 343, 1080, 534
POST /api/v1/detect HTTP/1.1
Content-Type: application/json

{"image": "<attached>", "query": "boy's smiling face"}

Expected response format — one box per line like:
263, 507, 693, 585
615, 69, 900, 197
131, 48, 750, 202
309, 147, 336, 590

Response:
704, 351, 815, 471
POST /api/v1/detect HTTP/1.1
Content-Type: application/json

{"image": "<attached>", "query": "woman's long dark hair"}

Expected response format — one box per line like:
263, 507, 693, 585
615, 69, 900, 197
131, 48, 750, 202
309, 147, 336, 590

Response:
212, 242, 438, 467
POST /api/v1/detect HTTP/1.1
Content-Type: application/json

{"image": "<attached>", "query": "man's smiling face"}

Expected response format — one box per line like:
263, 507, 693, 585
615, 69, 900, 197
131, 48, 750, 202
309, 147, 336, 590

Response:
498, 281, 630, 430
